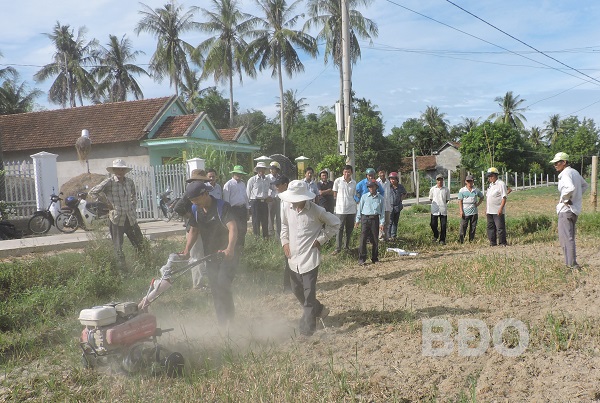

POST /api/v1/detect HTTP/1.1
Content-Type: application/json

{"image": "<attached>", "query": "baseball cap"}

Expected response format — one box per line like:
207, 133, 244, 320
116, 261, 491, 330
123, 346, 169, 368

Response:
185, 181, 213, 199
550, 152, 569, 163
367, 180, 378, 188
436, 174, 444, 180
465, 175, 474, 181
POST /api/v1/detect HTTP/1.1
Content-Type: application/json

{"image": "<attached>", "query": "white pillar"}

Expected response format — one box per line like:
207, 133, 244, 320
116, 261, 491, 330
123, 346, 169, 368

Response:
186, 158, 205, 177
514, 172, 518, 191
30, 152, 59, 211
481, 171, 485, 190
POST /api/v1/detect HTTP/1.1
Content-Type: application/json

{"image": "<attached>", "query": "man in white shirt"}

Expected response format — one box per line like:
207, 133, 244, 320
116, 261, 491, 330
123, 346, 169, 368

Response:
223, 165, 249, 253
246, 162, 272, 238
428, 173, 451, 245
267, 161, 282, 237
551, 152, 588, 269
485, 167, 508, 246
376, 167, 392, 241
332, 165, 357, 254
280, 180, 340, 337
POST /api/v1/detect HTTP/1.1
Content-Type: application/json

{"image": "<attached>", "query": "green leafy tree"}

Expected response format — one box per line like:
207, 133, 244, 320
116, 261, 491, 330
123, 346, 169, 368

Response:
135, 1, 199, 95
551, 116, 599, 171
0, 72, 42, 115
276, 89, 307, 142
528, 126, 544, 147
247, 0, 318, 155
93, 34, 149, 102
197, 0, 257, 126
34, 22, 98, 107
316, 154, 346, 177
488, 91, 527, 129
192, 87, 237, 129
289, 109, 336, 162
352, 97, 392, 172
388, 118, 425, 159
418, 105, 450, 154
460, 121, 532, 173
544, 113, 563, 145
0, 51, 16, 80
179, 69, 210, 112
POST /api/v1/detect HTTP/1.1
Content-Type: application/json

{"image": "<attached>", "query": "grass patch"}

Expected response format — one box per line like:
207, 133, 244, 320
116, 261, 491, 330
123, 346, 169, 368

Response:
529, 312, 600, 352
414, 251, 569, 296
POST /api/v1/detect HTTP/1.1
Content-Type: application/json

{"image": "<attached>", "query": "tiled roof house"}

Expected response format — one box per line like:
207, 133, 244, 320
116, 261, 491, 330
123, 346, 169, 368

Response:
0, 96, 259, 187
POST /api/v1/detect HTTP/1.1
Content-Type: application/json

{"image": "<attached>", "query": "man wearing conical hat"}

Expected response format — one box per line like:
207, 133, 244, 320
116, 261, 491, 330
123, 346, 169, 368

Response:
89, 159, 145, 265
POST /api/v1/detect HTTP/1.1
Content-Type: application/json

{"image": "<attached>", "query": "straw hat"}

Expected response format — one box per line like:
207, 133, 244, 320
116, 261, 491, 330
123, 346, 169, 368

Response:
186, 169, 209, 183
106, 159, 132, 174
278, 180, 316, 203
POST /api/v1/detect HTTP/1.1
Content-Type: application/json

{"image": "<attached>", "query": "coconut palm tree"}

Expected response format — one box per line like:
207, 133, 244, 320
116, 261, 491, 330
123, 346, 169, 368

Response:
419, 105, 449, 154
197, 0, 257, 127
179, 69, 213, 112
488, 91, 527, 129
276, 89, 307, 139
34, 22, 98, 108
247, 0, 318, 154
0, 51, 16, 80
528, 126, 544, 147
303, 0, 377, 132
92, 34, 149, 103
544, 113, 563, 145
135, 1, 199, 95
0, 72, 42, 115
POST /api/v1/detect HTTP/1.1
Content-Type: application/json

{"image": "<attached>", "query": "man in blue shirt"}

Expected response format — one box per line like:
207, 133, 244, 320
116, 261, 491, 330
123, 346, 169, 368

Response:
457, 174, 484, 243
354, 168, 384, 203
355, 181, 385, 265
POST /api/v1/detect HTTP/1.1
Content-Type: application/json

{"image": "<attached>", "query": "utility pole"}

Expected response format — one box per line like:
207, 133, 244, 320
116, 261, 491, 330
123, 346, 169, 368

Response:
341, 0, 354, 169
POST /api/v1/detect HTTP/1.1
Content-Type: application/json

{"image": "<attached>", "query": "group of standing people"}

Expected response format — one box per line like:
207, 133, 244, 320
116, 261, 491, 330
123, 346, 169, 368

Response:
88, 150, 587, 336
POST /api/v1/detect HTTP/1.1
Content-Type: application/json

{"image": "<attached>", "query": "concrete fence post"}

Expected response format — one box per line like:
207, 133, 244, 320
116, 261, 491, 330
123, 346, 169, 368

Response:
30, 152, 59, 211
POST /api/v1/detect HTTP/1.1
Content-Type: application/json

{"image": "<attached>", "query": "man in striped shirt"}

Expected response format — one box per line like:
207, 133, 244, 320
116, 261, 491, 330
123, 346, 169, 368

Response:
89, 159, 145, 264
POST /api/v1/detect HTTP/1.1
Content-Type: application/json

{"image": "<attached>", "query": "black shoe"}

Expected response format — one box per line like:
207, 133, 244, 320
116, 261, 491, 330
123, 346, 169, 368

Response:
371, 259, 379, 264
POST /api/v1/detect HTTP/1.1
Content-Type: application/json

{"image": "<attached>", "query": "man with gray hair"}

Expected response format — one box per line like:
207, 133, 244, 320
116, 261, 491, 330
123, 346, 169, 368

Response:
551, 152, 588, 270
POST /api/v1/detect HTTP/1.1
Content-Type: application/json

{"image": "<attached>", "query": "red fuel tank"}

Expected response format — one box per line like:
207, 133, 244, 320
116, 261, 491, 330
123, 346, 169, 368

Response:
106, 313, 157, 345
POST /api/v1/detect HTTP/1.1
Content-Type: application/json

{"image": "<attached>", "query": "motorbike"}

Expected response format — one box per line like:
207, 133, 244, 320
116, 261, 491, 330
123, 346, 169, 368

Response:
27, 192, 63, 234
158, 188, 173, 221
55, 191, 110, 233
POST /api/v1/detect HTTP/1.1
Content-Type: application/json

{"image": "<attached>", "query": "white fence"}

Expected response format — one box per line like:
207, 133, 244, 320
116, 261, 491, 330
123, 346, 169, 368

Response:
129, 163, 188, 220
2, 160, 189, 220
2, 160, 37, 218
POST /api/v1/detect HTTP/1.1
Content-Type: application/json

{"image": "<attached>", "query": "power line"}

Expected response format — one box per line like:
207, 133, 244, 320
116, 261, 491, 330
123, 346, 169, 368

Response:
382, 0, 600, 87
444, 0, 600, 86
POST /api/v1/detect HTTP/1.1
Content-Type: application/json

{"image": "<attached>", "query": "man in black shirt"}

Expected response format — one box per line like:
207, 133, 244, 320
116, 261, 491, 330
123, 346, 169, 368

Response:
182, 181, 238, 325
316, 169, 334, 213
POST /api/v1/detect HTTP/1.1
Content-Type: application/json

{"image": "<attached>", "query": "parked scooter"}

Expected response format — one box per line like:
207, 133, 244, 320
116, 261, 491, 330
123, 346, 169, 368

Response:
55, 191, 110, 233
28, 192, 63, 234
158, 188, 173, 221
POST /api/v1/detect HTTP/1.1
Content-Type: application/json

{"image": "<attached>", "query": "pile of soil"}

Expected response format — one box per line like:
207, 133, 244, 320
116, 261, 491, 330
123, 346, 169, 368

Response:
59, 173, 107, 200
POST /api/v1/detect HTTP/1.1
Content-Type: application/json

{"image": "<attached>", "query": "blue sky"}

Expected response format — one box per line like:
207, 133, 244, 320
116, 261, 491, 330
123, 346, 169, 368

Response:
2, 0, 600, 134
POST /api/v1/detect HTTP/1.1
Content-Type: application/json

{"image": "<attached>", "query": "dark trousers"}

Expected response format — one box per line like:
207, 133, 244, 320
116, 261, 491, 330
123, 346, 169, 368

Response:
109, 217, 145, 260
206, 255, 237, 325
289, 266, 324, 336
460, 214, 479, 243
389, 208, 402, 238
430, 214, 447, 242
359, 215, 379, 262
251, 199, 269, 238
335, 213, 355, 251
229, 205, 248, 252
486, 214, 507, 246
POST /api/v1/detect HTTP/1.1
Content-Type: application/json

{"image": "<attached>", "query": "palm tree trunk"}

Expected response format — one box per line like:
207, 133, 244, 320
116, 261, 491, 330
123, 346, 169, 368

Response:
229, 73, 234, 128
278, 58, 286, 155
338, 64, 345, 151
